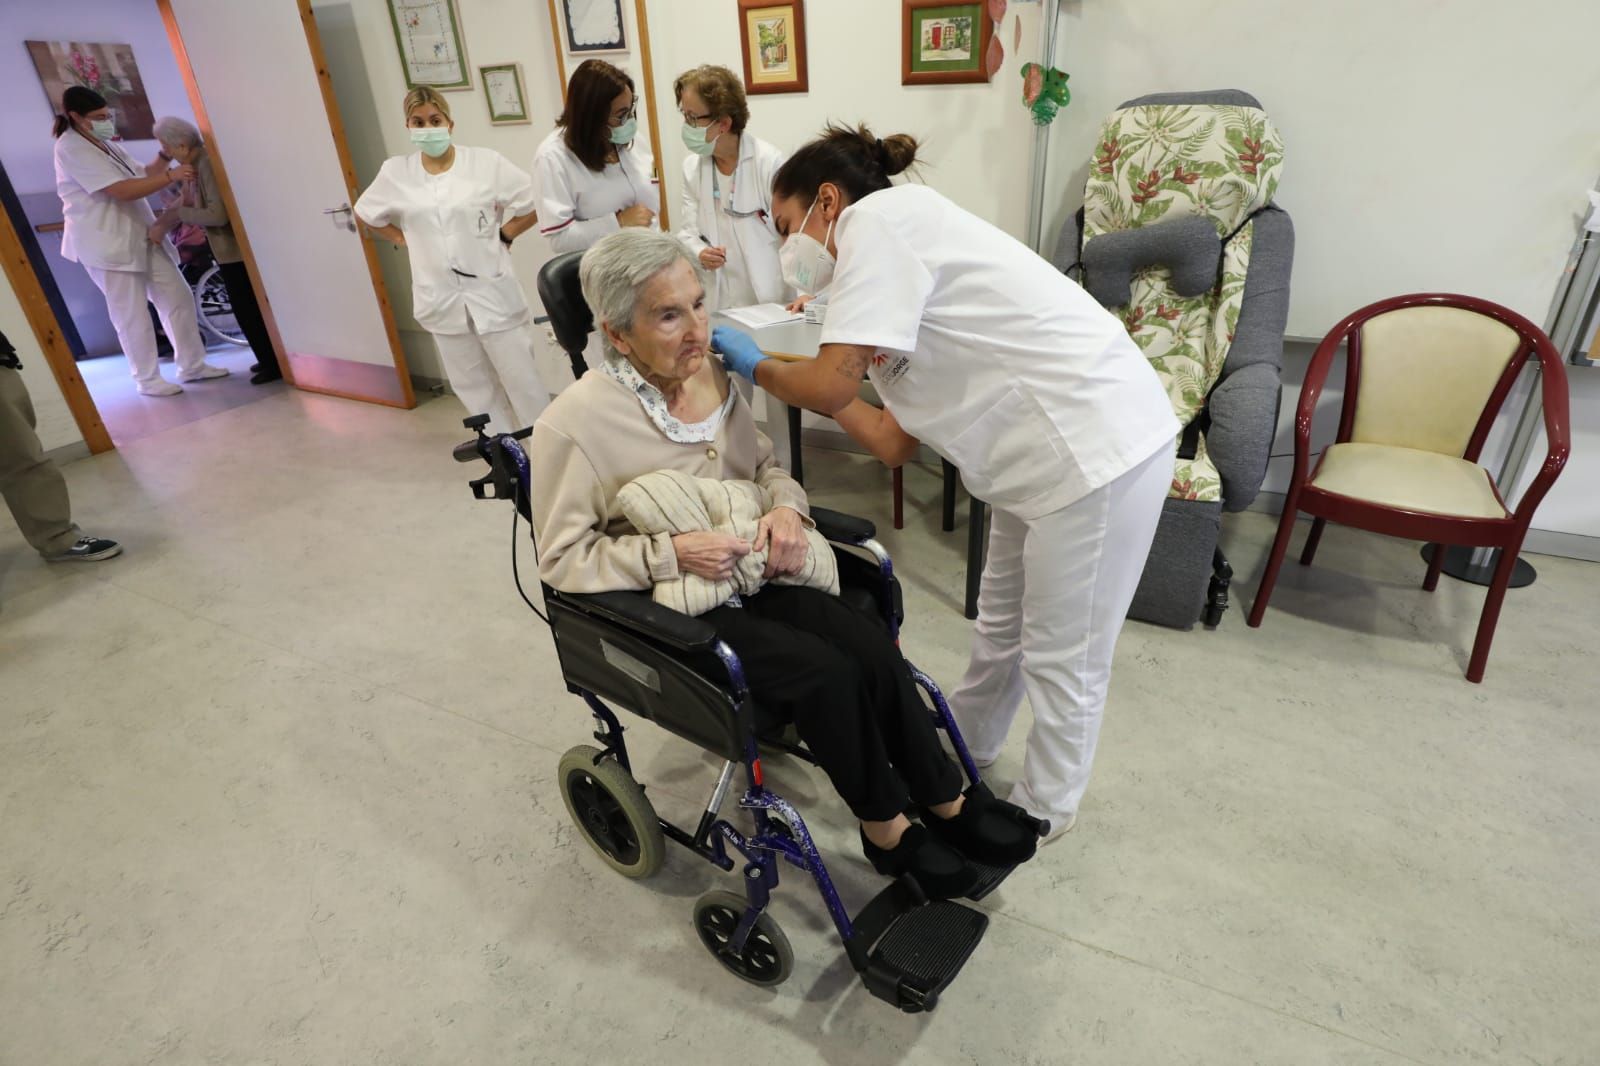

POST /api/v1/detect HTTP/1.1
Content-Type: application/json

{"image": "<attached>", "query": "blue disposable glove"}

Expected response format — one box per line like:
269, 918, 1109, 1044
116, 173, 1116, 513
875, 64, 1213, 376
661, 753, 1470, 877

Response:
711, 324, 769, 382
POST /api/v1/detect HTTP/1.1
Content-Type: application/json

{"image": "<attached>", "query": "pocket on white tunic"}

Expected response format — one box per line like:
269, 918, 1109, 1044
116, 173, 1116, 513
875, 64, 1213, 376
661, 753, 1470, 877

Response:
941, 387, 1067, 509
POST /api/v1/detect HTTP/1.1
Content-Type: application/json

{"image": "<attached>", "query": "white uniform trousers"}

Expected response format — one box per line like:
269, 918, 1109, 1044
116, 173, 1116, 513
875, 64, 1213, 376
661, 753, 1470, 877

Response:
85, 249, 211, 386
430, 315, 550, 434
949, 442, 1172, 823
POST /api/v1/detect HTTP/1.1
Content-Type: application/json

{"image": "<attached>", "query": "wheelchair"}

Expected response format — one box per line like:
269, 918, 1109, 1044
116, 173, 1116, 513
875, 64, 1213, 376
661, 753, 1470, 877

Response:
450, 252, 1047, 1012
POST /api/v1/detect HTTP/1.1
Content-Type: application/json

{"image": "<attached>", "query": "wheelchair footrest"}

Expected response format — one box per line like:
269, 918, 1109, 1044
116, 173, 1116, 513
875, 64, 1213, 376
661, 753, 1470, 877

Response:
963, 860, 1016, 902
846, 877, 988, 1014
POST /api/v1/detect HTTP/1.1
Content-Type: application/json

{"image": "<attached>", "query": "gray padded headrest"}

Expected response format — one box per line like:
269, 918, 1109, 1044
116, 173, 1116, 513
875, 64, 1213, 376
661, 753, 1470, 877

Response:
1080, 216, 1221, 308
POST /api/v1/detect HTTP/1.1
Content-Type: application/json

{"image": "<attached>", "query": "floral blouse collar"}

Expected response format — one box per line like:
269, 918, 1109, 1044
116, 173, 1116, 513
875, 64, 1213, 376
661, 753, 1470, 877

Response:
602, 354, 732, 444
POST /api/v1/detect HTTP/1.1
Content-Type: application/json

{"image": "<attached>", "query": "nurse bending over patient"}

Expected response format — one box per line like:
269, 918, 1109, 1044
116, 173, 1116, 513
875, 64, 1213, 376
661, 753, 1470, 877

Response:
529, 229, 1037, 898
356, 87, 551, 433
713, 125, 1178, 840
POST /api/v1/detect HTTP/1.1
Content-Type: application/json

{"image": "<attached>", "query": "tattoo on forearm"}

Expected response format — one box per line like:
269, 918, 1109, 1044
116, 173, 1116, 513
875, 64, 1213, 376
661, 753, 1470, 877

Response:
835, 349, 870, 382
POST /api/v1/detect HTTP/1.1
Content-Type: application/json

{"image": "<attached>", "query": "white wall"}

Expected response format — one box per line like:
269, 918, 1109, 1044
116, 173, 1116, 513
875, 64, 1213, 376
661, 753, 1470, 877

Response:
310, 0, 571, 387
1037, 0, 1600, 340
643, 0, 1043, 241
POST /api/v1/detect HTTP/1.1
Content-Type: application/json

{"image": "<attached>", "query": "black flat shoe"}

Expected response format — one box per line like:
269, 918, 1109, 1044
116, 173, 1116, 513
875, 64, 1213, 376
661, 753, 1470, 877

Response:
922, 782, 1038, 866
250, 368, 283, 385
249, 363, 260, 373
860, 823, 981, 901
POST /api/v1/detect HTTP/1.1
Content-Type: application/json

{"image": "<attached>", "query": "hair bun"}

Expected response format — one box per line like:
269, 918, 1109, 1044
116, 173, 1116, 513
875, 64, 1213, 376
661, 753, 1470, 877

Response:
877, 133, 919, 177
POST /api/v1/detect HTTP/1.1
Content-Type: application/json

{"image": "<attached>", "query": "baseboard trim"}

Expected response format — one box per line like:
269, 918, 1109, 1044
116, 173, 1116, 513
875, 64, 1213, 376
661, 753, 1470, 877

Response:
1245, 490, 1600, 564
45, 440, 91, 465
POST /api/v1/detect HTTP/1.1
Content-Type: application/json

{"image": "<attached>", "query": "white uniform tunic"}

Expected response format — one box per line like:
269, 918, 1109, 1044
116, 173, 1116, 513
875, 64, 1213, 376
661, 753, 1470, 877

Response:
531, 128, 659, 254
355, 146, 550, 432
55, 131, 157, 271
354, 146, 536, 335
676, 132, 788, 310
821, 183, 1178, 521
819, 182, 1178, 828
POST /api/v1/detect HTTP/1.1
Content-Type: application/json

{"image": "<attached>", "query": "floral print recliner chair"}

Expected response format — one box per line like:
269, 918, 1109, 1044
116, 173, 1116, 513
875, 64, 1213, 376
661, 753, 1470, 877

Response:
1055, 90, 1294, 628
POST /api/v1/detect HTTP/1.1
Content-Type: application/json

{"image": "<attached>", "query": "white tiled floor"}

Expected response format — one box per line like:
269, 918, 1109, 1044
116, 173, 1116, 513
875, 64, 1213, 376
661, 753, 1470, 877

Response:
76, 343, 282, 446
2, 388, 1597, 1064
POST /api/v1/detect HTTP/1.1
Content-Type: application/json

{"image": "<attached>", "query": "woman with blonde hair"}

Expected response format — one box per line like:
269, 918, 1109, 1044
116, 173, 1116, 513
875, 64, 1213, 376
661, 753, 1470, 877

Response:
355, 87, 550, 432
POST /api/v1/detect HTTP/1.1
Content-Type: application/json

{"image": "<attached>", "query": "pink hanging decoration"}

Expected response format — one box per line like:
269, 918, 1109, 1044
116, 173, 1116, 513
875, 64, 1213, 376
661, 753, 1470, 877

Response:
986, 34, 1005, 77
1014, 14, 1022, 52
988, 0, 1008, 22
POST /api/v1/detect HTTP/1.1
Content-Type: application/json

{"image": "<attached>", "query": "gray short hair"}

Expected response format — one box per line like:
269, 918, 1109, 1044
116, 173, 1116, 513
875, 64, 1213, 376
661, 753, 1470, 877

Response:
579, 230, 705, 361
152, 116, 201, 148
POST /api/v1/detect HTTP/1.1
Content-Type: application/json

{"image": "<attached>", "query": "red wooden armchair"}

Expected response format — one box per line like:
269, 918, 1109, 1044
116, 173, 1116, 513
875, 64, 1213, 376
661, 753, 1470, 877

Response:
1247, 293, 1570, 682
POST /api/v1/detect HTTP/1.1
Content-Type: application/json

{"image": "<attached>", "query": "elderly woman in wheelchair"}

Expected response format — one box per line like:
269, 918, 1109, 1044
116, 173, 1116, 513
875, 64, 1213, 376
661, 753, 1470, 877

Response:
459, 228, 1044, 1007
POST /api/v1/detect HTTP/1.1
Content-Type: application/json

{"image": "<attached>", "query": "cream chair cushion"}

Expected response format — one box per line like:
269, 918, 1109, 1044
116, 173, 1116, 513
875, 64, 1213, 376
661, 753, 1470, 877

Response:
1310, 442, 1507, 519
1352, 307, 1521, 457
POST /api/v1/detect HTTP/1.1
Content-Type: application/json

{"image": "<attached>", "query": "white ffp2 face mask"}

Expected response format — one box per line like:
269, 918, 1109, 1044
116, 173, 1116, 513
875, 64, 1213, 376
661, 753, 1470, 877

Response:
779, 197, 835, 294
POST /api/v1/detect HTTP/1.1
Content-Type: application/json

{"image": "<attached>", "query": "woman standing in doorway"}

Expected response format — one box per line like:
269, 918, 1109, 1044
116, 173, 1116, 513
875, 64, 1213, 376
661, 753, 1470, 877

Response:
52, 86, 229, 396
532, 59, 659, 253
355, 87, 550, 433
149, 117, 281, 385
671, 64, 788, 312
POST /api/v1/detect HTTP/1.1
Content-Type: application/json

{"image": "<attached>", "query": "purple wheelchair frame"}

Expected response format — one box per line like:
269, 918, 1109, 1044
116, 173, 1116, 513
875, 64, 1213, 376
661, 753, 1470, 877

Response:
487, 431, 988, 971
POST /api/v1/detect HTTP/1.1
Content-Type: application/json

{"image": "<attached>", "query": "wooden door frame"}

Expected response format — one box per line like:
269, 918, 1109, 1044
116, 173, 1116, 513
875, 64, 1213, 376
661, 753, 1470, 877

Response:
0, 200, 113, 453
159, 0, 415, 409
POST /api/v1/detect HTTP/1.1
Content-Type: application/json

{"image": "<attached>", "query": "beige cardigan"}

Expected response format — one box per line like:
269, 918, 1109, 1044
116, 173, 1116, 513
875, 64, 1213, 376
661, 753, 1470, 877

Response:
531, 366, 810, 594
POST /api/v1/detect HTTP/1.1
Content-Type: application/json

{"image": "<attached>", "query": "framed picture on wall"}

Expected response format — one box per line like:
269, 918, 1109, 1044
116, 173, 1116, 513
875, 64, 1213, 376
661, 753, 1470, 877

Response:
480, 63, 531, 125
26, 41, 155, 141
386, 0, 472, 91
902, 0, 994, 86
562, 0, 628, 54
738, 0, 808, 95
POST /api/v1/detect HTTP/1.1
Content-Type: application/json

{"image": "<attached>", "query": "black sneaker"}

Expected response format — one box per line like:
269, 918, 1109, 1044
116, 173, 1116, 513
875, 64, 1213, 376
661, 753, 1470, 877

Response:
860, 823, 980, 901
922, 781, 1038, 866
47, 536, 122, 562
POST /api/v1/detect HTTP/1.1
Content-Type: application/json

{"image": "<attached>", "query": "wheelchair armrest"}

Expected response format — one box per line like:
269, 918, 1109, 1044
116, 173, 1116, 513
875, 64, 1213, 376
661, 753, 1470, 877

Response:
560, 590, 718, 651
810, 506, 876, 544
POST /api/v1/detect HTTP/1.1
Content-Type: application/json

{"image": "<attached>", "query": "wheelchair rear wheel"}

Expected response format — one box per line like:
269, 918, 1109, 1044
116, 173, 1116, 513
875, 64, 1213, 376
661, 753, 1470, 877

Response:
692, 890, 793, 988
557, 745, 665, 879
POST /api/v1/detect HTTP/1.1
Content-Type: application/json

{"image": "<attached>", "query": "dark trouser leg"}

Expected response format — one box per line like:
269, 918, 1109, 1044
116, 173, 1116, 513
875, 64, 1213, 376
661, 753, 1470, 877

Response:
217, 260, 279, 373
732, 586, 961, 814
0, 368, 80, 555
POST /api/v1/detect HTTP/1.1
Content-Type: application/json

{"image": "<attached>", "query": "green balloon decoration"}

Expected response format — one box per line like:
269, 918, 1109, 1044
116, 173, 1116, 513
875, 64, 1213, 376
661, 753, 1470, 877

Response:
1021, 63, 1071, 126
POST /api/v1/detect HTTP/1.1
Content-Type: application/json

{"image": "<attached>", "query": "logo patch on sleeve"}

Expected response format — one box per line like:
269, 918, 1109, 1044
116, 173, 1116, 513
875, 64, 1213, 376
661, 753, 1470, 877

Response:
874, 351, 912, 387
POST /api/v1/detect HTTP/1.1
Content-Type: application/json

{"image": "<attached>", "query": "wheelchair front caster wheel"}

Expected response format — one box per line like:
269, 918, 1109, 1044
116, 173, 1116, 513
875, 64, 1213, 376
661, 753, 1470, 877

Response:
557, 745, 665, 879
692, 890, 793, 988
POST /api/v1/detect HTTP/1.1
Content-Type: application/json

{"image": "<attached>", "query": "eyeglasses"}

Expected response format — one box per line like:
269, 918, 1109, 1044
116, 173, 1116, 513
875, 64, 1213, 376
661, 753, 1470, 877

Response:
607, 106, 638, 128
679, 108, 715, 126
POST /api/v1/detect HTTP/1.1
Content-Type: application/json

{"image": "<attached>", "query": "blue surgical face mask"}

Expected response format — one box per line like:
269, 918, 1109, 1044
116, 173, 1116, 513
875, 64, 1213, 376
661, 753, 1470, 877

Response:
609, 117, 638, 145
88, 117, 117, 141
410, 126, 452, 158
680, 120, 717, 157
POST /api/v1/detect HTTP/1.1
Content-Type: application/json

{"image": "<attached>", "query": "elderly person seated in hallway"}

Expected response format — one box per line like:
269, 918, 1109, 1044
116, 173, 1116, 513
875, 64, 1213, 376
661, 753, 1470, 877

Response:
529, 229, 1037, 897
149, 116, 281, 385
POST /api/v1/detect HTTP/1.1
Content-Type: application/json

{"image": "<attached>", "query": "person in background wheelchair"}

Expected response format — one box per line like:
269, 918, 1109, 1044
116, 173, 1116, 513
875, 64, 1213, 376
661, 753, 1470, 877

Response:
529, 230, 1036, 897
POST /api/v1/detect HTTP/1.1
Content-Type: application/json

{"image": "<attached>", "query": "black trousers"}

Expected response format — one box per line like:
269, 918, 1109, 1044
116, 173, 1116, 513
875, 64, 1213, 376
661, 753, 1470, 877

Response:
216, 259, 279, 374
698, 585, 962, 822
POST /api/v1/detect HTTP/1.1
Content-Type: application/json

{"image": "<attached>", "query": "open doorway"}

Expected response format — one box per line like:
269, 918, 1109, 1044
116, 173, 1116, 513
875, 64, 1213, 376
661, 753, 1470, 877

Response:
0, 2, 278, 447
0, 0, 415, 456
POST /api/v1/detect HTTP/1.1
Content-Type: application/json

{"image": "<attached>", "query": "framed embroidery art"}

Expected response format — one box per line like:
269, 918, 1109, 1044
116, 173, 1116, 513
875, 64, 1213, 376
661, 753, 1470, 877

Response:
902, 1, 994, 86
387, 0, 471, 91
481, 63, 531, 125
738, 1, 808, 96
562, 0, 628, 54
